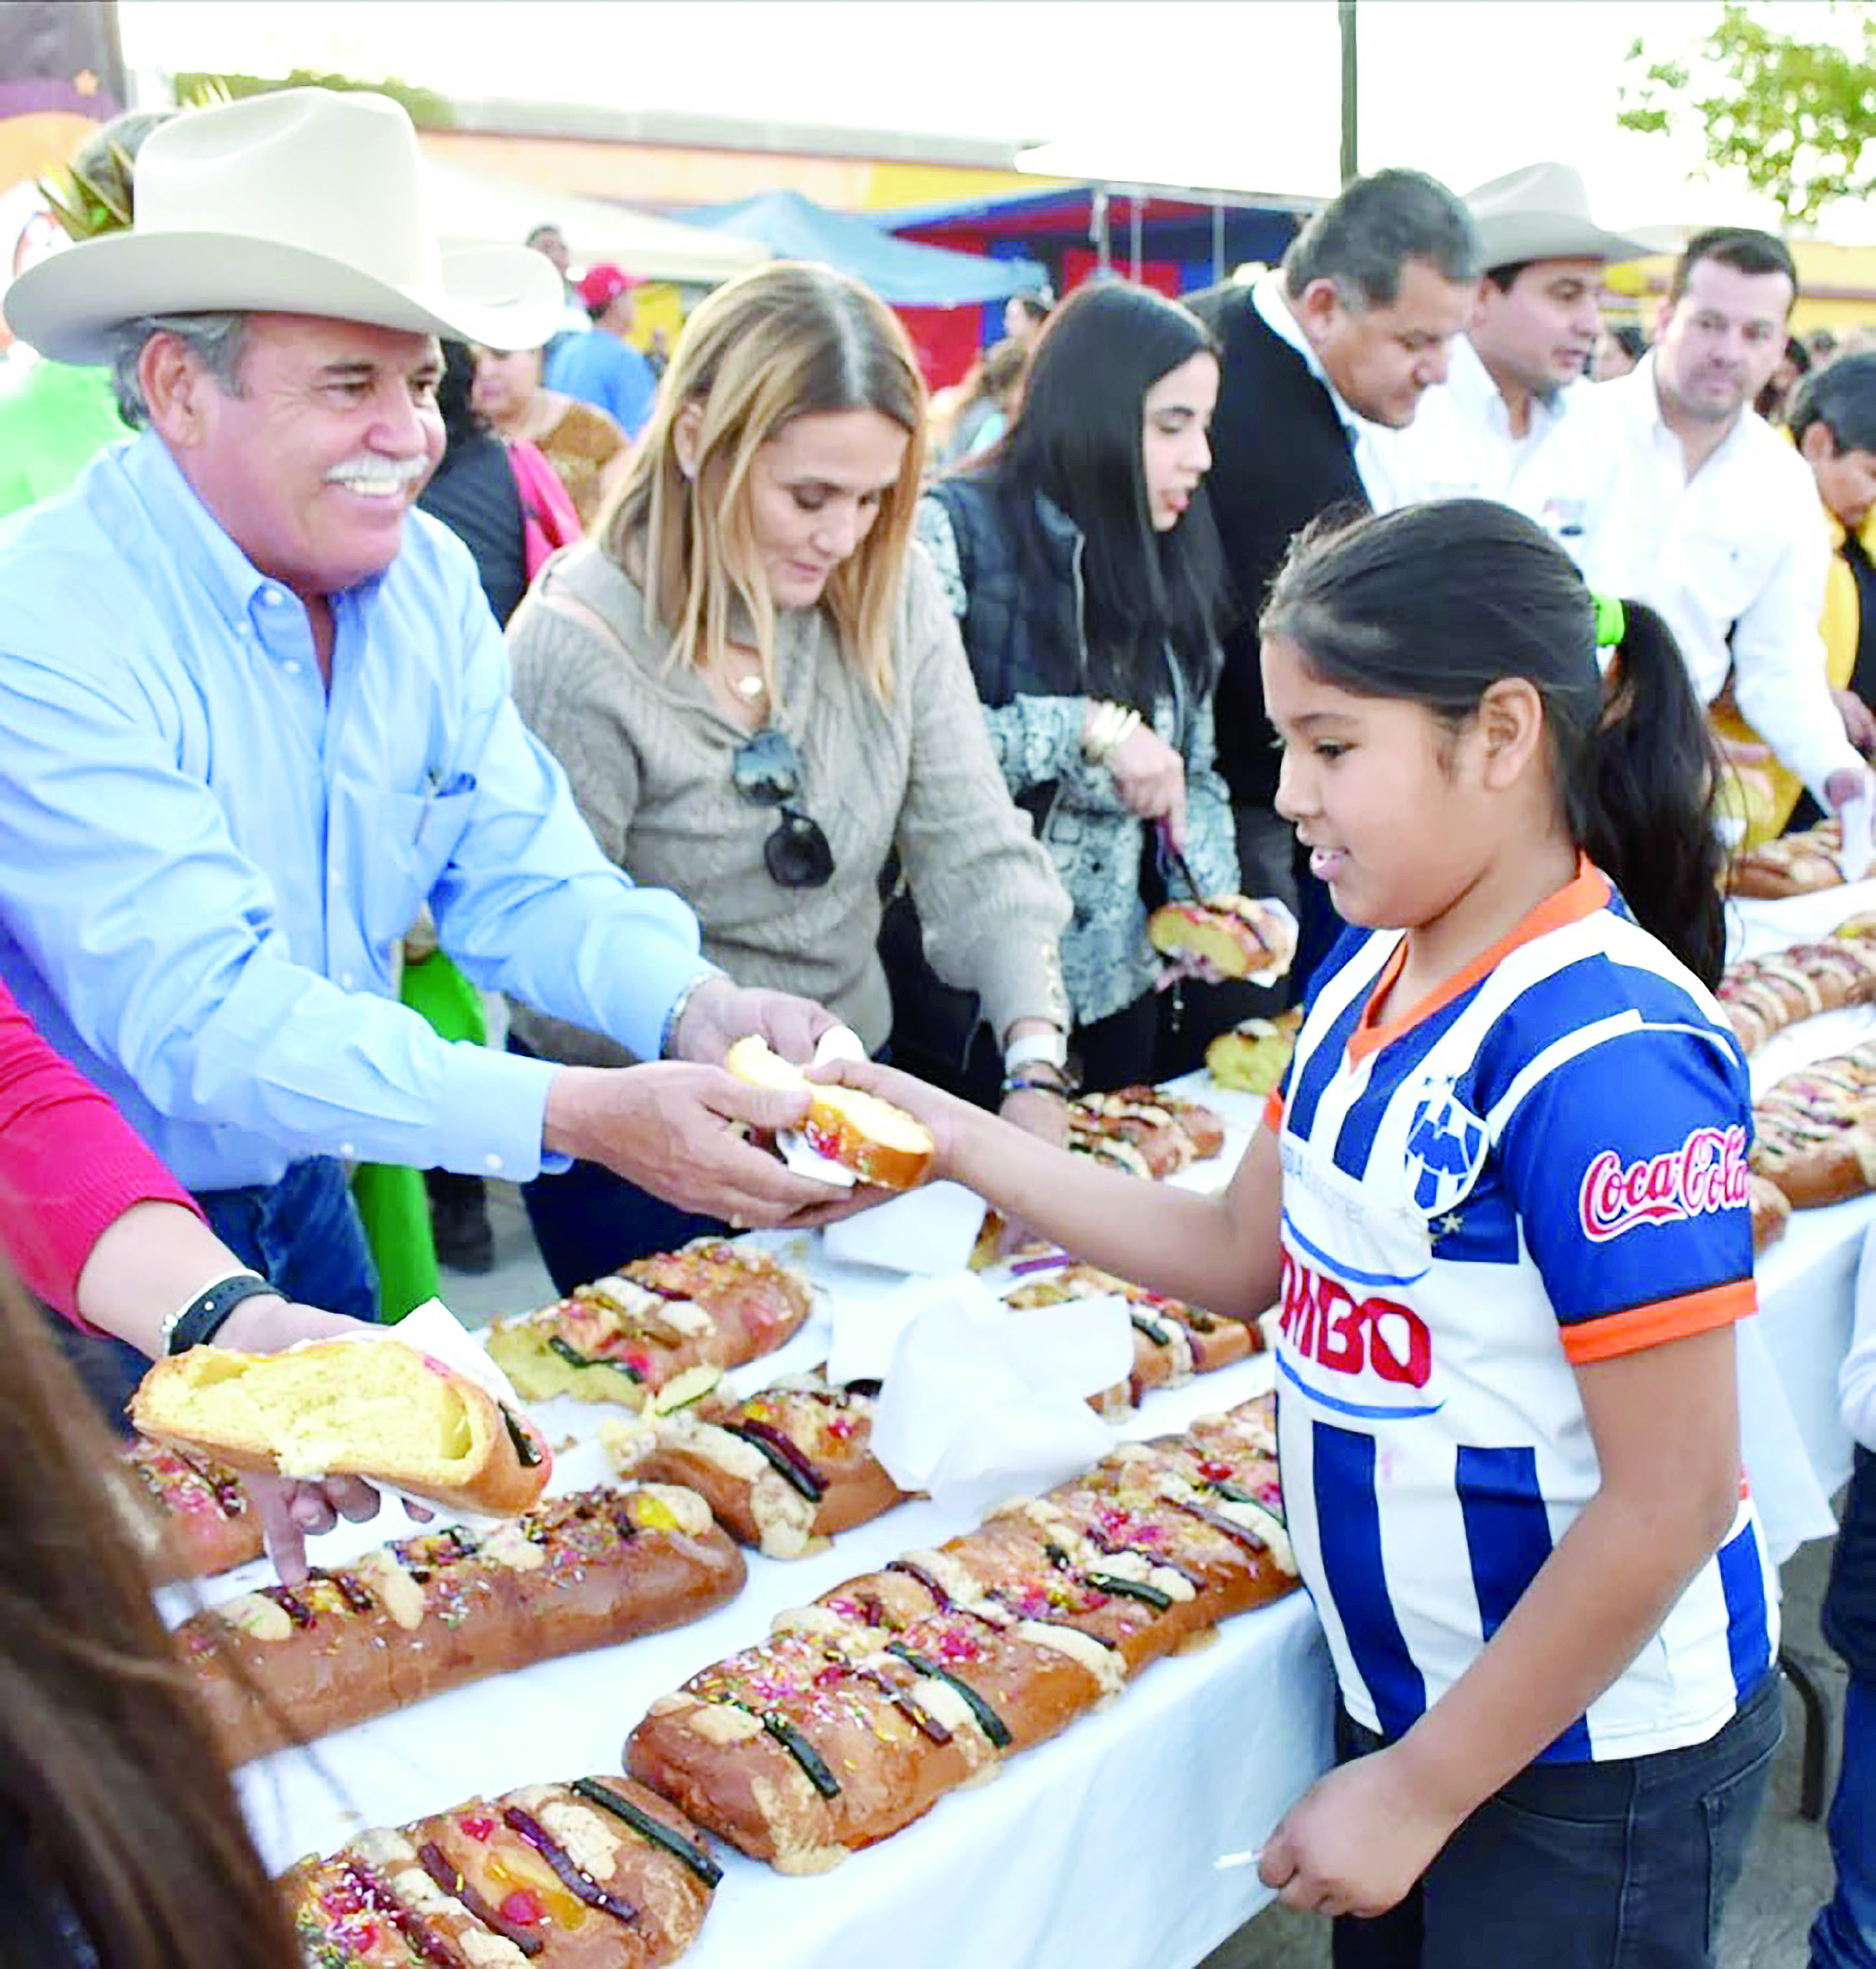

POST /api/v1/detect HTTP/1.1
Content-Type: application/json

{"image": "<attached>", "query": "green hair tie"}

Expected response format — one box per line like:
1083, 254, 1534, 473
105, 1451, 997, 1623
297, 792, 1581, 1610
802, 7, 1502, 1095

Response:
1593, 595, 1626, 649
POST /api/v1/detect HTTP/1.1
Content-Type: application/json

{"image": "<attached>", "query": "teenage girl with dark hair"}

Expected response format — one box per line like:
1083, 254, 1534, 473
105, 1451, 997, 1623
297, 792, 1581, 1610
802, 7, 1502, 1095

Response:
0, 1255, 302, 1968
824, 498, 1780, 1968
916, 280, 1240, 1103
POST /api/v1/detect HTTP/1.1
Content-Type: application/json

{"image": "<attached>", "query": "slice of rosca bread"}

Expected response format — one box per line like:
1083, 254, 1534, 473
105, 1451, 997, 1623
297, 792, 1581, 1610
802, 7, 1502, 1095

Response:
724, 1034, 933, 1191
1205, 1009, 1304, 1096
129, 1340, 551, 1516
1147, 895, 1297, 980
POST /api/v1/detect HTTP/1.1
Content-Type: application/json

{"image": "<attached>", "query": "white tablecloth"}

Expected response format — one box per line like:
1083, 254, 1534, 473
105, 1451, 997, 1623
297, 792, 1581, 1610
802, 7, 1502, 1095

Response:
231, 888, 1873, 1965
228, 1166, 1335, 1969
1721, 886, 1876, 1554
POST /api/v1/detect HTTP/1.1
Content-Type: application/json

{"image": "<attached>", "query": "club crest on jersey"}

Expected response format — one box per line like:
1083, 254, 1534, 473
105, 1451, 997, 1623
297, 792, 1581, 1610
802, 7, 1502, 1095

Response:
1403, 1079, 1488, 1218
1579, 1124, 1750, 1242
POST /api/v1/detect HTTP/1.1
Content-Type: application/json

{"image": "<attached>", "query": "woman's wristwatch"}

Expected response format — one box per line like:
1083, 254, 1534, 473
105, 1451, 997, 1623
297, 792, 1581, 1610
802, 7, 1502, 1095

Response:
161, 1271, 279, 1355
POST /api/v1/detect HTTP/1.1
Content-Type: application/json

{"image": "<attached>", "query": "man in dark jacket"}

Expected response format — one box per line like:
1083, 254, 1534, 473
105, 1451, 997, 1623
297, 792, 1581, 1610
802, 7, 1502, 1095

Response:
1191, 169, 1480, 996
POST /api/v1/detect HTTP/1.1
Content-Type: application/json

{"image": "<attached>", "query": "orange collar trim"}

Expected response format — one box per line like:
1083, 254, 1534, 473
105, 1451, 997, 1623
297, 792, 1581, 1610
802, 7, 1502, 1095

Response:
1346, 854, 1610, 1066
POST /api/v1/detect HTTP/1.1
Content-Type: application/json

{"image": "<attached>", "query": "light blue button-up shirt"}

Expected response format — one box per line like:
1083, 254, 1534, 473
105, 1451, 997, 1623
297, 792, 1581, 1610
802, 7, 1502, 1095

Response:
0, 432, 713, 1191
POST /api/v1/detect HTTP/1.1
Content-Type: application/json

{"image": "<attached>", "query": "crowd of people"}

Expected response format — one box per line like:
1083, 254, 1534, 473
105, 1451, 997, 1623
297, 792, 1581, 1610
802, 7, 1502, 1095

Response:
1, 78, 1873, 1969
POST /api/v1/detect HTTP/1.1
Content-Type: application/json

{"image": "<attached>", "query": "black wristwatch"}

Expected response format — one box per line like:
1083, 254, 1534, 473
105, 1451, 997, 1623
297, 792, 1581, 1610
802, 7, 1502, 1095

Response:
161, 1271, 279, 1355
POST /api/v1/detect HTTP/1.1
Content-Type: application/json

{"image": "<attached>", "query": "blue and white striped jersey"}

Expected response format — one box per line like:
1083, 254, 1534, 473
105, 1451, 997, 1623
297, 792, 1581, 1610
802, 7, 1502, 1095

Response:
1265, 860, 1777, 1761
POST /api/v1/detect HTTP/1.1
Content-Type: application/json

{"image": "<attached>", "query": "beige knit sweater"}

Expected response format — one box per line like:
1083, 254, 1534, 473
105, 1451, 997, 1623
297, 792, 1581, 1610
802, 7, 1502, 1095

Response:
505, 539, 1070, 1068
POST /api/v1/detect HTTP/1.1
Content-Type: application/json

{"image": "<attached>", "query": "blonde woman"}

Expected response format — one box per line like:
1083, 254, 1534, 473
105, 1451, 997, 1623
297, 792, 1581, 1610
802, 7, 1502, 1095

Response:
506, 261, 1071, 1289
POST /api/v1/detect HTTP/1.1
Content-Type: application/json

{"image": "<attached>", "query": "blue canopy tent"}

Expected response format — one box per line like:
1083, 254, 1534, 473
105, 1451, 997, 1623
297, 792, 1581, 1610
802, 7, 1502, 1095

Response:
680, 189, 1046, 305
871, 183, 1307, 293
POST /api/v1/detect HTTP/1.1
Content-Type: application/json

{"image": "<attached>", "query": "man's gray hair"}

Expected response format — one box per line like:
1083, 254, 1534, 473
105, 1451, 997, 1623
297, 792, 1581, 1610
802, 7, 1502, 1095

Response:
108, 312, 251, 427
1284, 169, 1481, 310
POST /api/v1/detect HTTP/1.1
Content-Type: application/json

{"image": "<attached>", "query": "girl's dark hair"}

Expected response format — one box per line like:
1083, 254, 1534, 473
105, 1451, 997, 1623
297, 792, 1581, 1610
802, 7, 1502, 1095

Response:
1261, 499, 1725, 984
0, 1264, 300, 1968
436, 338, 487, 450
981, 280, 1231, 702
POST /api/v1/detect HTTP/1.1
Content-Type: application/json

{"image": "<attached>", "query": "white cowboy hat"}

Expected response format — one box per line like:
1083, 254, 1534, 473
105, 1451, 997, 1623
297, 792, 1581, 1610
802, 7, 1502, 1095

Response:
1464, 162, 1656, 271
5, 87, 563, 364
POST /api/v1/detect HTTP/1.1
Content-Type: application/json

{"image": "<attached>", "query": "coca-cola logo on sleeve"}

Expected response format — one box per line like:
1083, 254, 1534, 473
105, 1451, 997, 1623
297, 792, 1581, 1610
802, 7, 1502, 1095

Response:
1578, 1124, 1750, 1242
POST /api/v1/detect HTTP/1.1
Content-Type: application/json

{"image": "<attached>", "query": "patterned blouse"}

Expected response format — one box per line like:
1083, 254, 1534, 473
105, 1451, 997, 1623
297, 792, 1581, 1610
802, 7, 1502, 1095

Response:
916, 495, 1238, 1029
536, 397, 629, 530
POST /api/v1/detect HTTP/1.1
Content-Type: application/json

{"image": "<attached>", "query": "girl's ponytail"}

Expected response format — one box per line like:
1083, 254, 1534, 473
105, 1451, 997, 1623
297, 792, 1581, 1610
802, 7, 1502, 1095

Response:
1577, 598, 1726, 987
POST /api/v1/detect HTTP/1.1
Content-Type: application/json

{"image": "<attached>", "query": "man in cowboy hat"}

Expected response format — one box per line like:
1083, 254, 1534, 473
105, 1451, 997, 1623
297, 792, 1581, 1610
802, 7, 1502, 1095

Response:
0, 88, 844, 1342
1366, 160, 1654, 558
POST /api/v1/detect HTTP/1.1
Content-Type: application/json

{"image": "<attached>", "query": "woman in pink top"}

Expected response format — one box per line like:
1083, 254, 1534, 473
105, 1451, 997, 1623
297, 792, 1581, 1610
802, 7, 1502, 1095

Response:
0, 979, 392, 1579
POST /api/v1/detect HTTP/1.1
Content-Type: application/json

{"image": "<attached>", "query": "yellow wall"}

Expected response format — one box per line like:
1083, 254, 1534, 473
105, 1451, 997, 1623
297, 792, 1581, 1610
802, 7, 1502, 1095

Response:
1605, 240, 1876, 338
420, 130, 1058, 216
856, 159, 1059, 212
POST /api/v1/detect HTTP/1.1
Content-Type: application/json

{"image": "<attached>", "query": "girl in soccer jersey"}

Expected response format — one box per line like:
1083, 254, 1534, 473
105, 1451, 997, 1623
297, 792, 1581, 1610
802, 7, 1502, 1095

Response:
820, 498, 1782, 1969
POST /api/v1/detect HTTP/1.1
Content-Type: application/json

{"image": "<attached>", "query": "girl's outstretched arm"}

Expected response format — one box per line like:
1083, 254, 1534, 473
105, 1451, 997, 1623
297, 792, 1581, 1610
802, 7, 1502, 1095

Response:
1259, 1321, 1746, 1917
813, 1056, 1284, 1322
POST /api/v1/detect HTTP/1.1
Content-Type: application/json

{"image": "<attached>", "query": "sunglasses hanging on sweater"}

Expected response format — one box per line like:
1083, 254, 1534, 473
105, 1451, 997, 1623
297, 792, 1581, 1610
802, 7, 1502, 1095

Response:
732, 727, 834, 890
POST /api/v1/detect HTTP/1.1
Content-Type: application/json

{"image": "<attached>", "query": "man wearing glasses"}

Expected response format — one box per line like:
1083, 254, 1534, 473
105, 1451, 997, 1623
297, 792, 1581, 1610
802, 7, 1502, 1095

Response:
0, 91, 847, 1350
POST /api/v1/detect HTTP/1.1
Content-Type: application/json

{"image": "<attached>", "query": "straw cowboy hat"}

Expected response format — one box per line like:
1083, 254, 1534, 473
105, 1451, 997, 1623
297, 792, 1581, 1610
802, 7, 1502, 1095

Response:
5, 87, 563, 365
1463, 162, 1656, 271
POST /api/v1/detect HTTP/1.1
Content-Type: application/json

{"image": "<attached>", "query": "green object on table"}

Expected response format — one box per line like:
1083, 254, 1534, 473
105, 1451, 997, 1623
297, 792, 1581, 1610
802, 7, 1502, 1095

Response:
350, 950, 488, 1320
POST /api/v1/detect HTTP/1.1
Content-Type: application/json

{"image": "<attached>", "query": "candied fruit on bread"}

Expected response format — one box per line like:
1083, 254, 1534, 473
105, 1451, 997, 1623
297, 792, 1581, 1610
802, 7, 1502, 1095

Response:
282, 1772, 719, 1967
486, 1241, 813, 1410
117, 1438, 263, 1582
724, 1034, 932, 1190
179, 1485, 742, 1764
130, 1338, 550, 1516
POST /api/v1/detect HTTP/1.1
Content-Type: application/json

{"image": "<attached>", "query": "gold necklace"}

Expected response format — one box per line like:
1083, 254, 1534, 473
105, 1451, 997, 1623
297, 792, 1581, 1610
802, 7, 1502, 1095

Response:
719, 644, 768, 704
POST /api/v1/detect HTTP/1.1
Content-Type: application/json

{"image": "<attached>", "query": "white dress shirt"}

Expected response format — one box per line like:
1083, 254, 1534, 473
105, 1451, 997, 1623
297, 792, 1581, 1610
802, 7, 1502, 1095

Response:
1578, 355, 1854, 803
1366, 336, 1611, 573
1251, 268, 1395, 509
